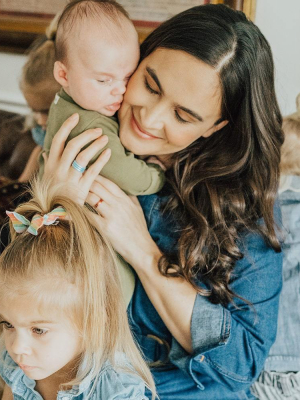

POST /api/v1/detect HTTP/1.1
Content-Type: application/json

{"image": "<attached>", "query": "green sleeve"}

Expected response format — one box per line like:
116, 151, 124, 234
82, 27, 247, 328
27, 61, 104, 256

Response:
85, 118, 165, 195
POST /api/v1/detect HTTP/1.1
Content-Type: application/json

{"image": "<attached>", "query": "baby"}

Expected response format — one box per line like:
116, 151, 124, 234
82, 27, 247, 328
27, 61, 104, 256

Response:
39, 0, 165, 195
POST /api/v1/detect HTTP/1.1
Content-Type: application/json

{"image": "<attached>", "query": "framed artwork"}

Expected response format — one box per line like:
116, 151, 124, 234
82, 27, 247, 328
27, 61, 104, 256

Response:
0, 0, 256, 53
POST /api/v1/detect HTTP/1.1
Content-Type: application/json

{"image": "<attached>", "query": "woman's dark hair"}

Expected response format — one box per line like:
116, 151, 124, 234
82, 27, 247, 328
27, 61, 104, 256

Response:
141, 4, 284, 306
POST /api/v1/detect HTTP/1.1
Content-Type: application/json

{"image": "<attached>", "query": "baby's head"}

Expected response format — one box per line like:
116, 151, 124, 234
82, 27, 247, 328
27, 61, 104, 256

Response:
53, 0, 140, 116
280, 93, 300, 176
0, 180, 155, 394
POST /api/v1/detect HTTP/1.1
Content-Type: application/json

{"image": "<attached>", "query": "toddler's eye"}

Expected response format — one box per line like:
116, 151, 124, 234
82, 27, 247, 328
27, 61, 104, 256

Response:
0, 321, 14, 330
32, 327, 48, 336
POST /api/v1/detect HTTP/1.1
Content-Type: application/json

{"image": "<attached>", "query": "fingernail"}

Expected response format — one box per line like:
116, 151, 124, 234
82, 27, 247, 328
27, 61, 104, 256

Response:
95, 128, 102, 135
71, 113, 79, 120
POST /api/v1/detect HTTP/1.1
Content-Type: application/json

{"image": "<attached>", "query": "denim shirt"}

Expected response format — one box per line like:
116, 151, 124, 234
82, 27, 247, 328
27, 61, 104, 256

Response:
129, 193, 283, 400
0, 350, 147, 399
263, 175, 300, 372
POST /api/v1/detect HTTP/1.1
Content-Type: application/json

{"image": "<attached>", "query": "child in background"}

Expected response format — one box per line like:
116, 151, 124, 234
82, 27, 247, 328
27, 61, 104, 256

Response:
251, 94, 300, 399
18, 15, 61, 182
0, 179, 155, 399
39, 0, 165, 195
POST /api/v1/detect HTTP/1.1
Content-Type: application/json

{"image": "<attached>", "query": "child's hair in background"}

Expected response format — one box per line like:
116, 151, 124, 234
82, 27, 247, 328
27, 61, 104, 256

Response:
0, 179, 155, 398
20, 13, 61, 131
280, 93, 300, 176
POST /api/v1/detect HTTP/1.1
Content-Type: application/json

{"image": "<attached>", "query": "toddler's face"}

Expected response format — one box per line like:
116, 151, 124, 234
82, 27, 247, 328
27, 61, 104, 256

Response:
0, 294, 81, 381
22, 81, 60, 130
61, 22, 140, 117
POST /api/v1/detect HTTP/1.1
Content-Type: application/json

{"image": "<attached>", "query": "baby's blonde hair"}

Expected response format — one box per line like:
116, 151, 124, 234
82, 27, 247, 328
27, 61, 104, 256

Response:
280, 93, 300, 176
0, 179, 155, 398
55, 0, 132, 64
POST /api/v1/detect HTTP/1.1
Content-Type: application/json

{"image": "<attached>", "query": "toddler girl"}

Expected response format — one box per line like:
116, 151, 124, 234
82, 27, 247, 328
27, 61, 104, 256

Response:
0, 179, 155, 399
18, 14, 60, 182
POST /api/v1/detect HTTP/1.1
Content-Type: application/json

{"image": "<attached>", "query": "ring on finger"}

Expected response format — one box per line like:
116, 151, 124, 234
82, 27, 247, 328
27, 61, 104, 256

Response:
72, 160, 86, 173
95, 199, 103, 208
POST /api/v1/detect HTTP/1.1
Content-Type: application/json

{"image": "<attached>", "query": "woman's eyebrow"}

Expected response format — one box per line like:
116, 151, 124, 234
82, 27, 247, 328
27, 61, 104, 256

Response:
176, 105, 203, 122
146, 66, 203, 122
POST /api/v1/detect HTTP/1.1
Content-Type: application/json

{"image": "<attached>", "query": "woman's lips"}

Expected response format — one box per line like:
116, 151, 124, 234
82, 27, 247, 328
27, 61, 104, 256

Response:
131, 112, 161, 140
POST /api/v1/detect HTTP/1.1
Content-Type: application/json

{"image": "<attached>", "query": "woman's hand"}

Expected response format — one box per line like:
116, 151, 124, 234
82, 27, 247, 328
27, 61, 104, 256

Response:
86, 174, 162, 269
43, 113, 111, 205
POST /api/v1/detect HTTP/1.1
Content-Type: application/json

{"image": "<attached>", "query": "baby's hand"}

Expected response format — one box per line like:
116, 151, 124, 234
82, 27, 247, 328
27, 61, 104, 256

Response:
146, 156, 167, 171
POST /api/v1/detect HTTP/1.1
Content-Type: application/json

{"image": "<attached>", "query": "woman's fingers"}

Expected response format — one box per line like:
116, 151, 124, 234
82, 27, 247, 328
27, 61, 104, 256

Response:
94, 174, 127, 197
59, 128, 103, 172
79, 148, 111, 194
46, 113, 79, 169
75, 136, 109, 171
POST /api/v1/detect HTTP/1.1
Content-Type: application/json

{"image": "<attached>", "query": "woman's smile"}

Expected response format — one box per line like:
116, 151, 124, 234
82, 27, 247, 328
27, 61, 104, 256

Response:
131, 111, 162, 140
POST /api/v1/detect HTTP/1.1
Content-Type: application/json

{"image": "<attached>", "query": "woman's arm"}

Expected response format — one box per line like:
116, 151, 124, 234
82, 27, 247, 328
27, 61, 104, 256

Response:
87, 175, 197, 353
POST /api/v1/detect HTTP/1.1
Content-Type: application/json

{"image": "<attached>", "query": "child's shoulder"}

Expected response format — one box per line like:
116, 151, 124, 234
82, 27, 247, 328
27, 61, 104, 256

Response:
56, 89, 119, 130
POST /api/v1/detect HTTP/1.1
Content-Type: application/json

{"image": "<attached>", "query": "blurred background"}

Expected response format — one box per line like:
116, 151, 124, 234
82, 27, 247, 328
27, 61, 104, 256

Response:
0, 0, 299, 116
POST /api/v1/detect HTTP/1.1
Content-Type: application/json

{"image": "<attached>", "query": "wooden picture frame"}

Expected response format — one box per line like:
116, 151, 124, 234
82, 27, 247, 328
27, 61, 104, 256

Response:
0, 0, 256, 54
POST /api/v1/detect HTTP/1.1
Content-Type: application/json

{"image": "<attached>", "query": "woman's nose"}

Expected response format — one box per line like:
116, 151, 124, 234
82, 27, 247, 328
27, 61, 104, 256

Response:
140, 101, 166, 131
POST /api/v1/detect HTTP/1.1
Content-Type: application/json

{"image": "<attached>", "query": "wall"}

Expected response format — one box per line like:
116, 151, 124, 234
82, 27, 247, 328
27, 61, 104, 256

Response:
255, 0, 300, 116
0, 52, 28, 114
0, 0, 299, 116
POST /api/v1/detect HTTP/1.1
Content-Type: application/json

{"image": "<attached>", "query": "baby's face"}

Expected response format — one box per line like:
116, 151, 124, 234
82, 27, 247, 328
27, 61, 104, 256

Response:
63, 21, 140, 117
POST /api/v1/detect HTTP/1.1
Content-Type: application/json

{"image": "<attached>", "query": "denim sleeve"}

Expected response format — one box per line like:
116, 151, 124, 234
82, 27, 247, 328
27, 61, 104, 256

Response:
169, 231, 283, 392
96, 366, 148, 399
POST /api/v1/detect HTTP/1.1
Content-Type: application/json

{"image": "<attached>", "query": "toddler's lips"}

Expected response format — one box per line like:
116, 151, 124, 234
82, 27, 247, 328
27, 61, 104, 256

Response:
19, 363, 36, 371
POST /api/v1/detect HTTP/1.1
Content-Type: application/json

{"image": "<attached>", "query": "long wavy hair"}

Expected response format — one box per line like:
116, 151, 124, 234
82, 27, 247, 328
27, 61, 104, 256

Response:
140, 4, 284, 306
0, 180, 155, 398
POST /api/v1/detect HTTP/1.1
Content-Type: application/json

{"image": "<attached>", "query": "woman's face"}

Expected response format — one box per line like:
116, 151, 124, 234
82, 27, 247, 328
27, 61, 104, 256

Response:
119, 48, 228, 158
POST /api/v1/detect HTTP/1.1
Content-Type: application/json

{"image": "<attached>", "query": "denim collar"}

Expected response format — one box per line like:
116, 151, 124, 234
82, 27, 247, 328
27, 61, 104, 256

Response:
1, 350, 95, 399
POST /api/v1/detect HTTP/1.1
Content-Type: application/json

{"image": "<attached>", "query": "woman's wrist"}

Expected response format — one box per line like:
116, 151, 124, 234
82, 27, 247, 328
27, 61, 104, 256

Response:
127, 240, 162, 275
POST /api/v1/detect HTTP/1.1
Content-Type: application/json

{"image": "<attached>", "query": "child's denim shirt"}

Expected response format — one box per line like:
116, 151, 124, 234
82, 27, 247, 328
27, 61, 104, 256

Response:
132, 193, 283, 399
264, 175, 300, 372
0, 350, 147, 399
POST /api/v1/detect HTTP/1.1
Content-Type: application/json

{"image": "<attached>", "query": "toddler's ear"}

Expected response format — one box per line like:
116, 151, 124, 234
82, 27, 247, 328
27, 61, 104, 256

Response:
53, 61, 69, 88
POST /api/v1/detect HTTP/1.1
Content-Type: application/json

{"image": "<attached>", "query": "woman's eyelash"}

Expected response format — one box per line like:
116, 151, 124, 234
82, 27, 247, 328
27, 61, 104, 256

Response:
175, 111, 189, 124
144, 77, 159, 95
144, 76, 189, 124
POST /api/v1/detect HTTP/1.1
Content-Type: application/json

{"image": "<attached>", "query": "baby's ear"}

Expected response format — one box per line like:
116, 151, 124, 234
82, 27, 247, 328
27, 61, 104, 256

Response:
53, 61, 69, 88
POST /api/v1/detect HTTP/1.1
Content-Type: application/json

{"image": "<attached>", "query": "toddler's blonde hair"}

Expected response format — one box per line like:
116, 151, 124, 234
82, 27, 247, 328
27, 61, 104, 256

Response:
280, 93, 300, 176
0, 179, 155, 398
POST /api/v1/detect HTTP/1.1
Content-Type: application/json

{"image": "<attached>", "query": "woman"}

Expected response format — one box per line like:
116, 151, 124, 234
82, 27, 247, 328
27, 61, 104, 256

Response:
40, 4, 283, 399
